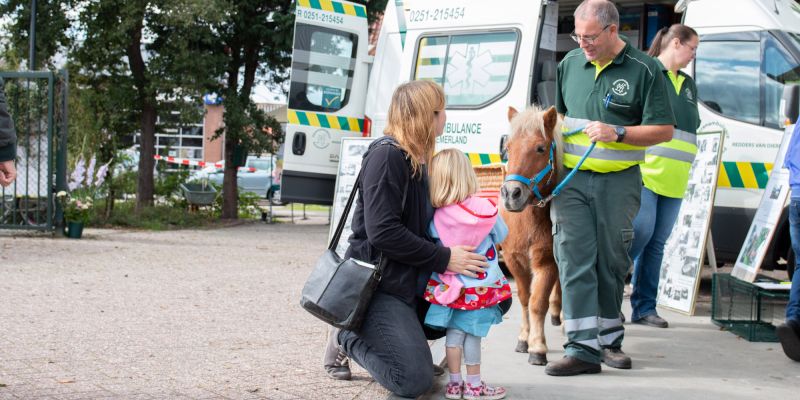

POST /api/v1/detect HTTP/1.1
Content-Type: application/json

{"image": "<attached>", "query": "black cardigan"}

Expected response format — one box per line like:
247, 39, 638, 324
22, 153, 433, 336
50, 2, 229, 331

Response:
345, 137, 450, 304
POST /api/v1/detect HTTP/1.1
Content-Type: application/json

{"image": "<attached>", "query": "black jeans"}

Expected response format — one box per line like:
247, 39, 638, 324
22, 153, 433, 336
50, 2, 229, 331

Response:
339, 291, 434, 398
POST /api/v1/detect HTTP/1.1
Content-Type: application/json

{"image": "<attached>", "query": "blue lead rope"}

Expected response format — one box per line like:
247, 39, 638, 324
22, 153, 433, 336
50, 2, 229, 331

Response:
504, 125, 595, 208
550, 125, 595, 197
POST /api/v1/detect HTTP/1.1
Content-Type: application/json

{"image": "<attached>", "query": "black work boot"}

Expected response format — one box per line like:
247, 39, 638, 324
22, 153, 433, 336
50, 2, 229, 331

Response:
323, 327, 352, 380
544, 356, 601, 376
602, 347, 632, 369
777, 319, 800, 362
633, 314, 668, 328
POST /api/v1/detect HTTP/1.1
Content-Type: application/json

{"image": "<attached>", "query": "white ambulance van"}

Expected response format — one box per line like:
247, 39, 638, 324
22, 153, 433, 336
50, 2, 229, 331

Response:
679, 0, 800, 275
282, 0, 800, 275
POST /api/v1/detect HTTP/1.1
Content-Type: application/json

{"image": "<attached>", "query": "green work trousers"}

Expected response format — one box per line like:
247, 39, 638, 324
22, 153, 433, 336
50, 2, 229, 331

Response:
550, 166, 642, 364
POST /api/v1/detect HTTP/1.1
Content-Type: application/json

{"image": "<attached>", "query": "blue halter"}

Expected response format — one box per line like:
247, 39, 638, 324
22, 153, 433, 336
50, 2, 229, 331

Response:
503, 125, 596, 208
504, 141, 556, 204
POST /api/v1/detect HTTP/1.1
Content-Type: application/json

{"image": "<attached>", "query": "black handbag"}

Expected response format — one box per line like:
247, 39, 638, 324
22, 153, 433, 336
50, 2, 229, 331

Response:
300, 163, 407, 331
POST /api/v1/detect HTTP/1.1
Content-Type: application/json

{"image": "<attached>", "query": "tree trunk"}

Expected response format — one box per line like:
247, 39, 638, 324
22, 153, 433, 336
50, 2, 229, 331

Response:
136, 104, 156, 210
221, 136, 238, 219
104, 169, 116, 220
125, 6, 156, 212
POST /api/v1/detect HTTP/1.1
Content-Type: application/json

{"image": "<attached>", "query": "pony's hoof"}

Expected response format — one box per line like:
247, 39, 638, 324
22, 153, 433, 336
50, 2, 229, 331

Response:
528, 352, 547, 365
551, 315, 562, 326
515, 340, 528, 353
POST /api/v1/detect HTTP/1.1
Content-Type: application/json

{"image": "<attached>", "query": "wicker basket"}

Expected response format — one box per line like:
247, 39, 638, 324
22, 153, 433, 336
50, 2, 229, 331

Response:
474, 164, 506, 193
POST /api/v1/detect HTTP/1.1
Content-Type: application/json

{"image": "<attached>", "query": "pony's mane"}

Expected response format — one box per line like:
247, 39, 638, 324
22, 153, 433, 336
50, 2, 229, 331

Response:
509, 106, 564, 176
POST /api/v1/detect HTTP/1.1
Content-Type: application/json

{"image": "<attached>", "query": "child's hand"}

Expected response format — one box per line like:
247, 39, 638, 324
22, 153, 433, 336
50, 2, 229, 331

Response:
446, 245, 488, 278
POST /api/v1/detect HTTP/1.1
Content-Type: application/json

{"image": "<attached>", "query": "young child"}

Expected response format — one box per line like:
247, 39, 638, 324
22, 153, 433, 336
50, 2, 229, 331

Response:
424, 148, 510, 400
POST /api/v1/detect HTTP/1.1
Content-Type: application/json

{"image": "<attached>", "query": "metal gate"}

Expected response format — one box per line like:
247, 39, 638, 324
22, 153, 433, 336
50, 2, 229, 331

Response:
0, 70, 68, 231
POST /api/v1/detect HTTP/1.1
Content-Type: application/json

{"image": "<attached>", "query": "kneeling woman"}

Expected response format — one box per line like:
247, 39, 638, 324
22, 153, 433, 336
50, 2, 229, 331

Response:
323, 80, 488, 398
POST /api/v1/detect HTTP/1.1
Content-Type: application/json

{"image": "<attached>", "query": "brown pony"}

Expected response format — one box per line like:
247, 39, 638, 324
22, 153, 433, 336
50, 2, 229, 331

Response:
499, 105, 563, 366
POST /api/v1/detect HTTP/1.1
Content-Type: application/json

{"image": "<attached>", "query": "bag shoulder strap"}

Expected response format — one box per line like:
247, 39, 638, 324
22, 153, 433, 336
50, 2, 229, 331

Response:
328, 139, 410, 254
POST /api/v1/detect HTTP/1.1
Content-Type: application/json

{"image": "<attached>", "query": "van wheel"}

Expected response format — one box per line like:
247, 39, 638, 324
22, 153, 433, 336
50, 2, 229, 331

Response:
268, 189, 285, 206
788, 247, 796, 280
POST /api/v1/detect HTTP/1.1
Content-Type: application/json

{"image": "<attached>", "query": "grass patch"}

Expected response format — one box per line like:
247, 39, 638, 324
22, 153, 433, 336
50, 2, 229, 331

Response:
89, 200, 218, 231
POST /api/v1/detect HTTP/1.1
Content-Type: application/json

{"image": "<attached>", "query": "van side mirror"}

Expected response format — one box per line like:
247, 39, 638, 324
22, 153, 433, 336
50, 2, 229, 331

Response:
500, 135, 509, 162
783, 84, 800, 124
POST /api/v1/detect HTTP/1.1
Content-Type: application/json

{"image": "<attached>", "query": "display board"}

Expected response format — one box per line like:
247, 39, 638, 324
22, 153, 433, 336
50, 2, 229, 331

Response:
656, 131, 724, 315
731, 124, 795, 282
328, 137, 374, 256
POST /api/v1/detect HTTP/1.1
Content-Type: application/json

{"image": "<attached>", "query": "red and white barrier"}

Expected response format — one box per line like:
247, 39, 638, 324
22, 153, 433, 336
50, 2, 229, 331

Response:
153, 155, 256, 172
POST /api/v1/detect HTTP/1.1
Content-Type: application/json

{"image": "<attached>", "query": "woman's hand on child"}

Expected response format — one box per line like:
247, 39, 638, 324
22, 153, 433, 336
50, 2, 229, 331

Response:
446, 245, 488, 278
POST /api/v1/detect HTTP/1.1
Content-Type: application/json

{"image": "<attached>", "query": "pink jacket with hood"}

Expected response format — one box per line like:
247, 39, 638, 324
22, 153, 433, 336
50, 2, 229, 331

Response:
430, 195, 508, 304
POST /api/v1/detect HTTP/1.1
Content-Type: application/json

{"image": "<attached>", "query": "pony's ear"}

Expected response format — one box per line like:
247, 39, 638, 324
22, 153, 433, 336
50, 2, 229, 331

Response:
507, 106, 519, 122
543, 106, 557, 134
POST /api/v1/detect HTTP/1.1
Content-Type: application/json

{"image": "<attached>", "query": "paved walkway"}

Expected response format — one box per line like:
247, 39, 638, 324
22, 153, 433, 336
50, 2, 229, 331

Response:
0, 220, 387, 399
3, 219, 798, 399
421, 277, 799, 400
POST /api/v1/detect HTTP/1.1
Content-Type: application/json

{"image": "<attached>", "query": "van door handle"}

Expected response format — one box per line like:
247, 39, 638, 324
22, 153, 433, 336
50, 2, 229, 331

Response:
292, 132, 307, 156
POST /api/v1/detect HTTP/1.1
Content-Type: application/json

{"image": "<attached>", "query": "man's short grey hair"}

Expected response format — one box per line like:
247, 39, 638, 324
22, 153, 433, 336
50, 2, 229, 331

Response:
574, 0, 620, 27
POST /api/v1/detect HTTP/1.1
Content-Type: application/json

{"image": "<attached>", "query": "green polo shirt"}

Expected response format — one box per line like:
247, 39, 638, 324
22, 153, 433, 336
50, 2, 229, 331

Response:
555, 41, 675, 172
654, 58, 700, 134
555, 41, 675, 127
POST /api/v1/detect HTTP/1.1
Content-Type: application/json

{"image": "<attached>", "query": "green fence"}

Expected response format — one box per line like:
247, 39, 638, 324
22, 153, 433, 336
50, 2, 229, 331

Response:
0, 70, 68, 231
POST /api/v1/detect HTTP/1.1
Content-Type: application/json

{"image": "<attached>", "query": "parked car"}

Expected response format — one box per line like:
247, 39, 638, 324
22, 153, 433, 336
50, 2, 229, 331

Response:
190, 155, 284, 205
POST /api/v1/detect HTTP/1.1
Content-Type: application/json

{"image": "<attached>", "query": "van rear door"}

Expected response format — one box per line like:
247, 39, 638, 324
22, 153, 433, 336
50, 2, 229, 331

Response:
282, 0, 370, 205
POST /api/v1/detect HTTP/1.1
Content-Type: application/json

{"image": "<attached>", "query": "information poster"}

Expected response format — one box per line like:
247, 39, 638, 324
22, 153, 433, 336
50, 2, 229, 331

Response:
328, 137, 374, 256
731, 125, 795, 282
656, 131, 724, 315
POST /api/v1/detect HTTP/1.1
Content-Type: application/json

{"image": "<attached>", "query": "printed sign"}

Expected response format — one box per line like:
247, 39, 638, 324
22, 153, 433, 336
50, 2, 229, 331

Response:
322, 86, 342, 109
731, 124, 795, 282
656, 131, 724, 315
329, 137, 374, 255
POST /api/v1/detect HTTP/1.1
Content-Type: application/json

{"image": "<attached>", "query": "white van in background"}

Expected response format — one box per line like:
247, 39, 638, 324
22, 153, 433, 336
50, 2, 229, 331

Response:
281, 0, 800, 274
680, 0, 800, 274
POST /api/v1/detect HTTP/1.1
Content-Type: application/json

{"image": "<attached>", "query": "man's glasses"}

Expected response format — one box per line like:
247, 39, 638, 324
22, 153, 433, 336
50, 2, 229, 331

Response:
570, 25, 611, 45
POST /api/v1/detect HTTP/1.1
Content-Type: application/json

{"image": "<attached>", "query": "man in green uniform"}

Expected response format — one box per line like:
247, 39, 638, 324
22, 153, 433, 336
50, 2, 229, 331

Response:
545, 0, 675, 376
0, 77, 16, 187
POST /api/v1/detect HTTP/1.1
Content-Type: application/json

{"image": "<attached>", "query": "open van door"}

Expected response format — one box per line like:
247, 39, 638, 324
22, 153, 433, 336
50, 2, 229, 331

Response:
282, 0, 370, 205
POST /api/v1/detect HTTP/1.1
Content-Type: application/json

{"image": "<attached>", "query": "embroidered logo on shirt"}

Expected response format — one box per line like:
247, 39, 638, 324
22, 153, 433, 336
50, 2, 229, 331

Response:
612, 79, 630, 96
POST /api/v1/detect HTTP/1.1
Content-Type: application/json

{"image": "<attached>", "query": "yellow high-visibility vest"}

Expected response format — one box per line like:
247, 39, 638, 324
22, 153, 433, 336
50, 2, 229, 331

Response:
641, 128, 697, 198
562, 117, 646, 173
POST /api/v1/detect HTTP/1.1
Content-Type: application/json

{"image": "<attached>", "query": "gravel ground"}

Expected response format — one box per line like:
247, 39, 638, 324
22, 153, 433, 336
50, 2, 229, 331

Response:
0, 213, 389, 399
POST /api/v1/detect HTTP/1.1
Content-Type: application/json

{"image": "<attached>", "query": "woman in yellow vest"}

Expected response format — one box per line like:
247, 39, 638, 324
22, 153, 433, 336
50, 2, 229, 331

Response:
629, 24, 700, 328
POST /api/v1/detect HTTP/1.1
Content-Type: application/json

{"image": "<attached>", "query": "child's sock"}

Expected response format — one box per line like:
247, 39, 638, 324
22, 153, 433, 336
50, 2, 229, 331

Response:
466, 374, 481, 387
449, 373, 462, 384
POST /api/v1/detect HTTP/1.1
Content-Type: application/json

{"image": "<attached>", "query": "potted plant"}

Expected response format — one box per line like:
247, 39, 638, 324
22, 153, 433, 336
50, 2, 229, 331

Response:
58, 155, 111, 239
57, 191, 92, 238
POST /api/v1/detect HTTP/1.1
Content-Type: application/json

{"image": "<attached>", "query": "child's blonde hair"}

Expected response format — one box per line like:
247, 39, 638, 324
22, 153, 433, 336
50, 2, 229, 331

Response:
429, 148, 479, 208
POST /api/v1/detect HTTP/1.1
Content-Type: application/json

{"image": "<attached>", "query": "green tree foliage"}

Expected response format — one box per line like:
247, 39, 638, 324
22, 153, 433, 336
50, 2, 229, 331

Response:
72, 0, 220, 211
353, 0, 388, 23
201, 0, 293, 219
0, 0, 71, 70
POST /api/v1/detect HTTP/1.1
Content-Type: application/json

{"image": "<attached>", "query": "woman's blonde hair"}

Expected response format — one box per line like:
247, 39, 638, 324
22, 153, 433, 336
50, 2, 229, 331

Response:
384, 80, 446, 177
429, 148, 479, 208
